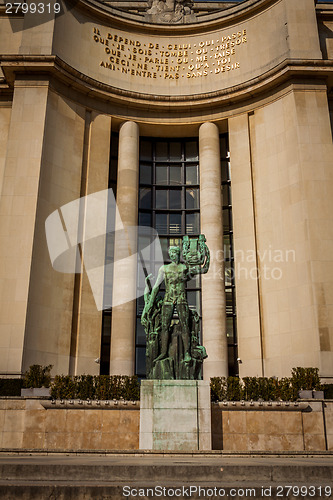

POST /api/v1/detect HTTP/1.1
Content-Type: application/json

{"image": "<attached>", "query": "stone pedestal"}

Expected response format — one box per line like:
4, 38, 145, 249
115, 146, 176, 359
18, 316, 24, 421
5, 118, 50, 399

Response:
139, 380, 211, 451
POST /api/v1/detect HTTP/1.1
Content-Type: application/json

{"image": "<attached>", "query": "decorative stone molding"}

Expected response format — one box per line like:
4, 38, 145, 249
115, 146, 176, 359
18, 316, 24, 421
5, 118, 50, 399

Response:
41, 399, 140, 410
212, 401, 311, 411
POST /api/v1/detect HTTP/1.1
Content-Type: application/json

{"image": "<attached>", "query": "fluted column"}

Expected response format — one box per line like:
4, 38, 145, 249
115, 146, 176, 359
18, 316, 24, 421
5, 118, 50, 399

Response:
110, 121, 139, 375
199, 122, 228, 379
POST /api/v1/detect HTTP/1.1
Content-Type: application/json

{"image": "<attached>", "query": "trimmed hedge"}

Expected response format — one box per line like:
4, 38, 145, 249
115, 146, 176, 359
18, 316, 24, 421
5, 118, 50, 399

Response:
211, 376, 298, 402
211, 367, 323, 402
0, 378, 23, 396
50, 375, 140, 401
23, 364, 53, 388
1, 365, 328, 402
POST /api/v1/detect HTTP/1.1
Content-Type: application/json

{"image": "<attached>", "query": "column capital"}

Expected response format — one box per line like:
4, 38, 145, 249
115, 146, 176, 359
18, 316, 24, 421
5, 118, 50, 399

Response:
199, 121, 219, 134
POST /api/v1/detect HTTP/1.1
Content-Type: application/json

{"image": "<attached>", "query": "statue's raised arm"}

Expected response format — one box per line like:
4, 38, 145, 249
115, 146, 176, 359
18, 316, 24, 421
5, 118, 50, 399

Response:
182, 234, 210, 278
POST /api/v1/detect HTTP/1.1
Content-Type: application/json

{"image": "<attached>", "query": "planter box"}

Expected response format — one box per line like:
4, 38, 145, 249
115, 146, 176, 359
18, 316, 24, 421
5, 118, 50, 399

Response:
298, 390, 313, 399
298, 390, 325, 399
21, 387, 51, 397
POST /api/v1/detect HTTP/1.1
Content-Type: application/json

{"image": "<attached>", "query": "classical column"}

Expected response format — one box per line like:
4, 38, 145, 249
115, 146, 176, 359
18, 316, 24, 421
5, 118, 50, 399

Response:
110, 121, 139, 375
199, 122, 228, 379
70, 112, 112, 376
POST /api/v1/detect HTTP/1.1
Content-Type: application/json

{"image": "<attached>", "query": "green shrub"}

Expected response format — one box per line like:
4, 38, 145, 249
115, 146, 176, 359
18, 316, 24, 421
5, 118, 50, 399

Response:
50, 375, 74, 399
242, 377, 284, 401
210, 372, 306, 402
50, 375, 140, 401
276, 377, 298, 401
23, 365, 53, 388
291, 367, 321, 391
210, 377, 227, 402
226, 376, 242, 401
122, 375, 140, 401
0, 378, 23, 396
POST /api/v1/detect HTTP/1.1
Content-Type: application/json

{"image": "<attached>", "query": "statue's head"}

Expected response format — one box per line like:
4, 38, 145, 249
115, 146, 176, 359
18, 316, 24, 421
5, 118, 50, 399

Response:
168, 246, 180, 263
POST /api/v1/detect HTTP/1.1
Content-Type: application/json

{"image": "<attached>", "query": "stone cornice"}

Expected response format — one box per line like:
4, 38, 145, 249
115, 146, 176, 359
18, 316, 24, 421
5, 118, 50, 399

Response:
1, 55, 332, 115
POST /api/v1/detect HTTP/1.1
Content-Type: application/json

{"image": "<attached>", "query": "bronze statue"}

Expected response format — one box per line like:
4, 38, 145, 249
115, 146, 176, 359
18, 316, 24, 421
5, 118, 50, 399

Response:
141, 235, 209, 380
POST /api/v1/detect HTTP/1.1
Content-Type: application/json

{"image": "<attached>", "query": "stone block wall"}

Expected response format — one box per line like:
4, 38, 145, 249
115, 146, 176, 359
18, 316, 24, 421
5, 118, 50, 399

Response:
212, 401, 333, 452
0, 399, 139, 450
0, 398, 332, 452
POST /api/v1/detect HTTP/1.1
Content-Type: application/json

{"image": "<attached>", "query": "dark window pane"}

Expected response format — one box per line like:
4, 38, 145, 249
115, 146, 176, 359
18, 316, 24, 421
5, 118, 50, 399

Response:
169, 142, 182, 160
139, 212, 151, 227
170, 165, 182, 185
223, 208, 230, 230
228, 345, 237, 376
187, 290, 200, 314
137, 295, 145, 315
186, 188, 199, 209
187, 274, 200, 289
220, 137, 228, 159
156, 142, 168, 160
156, 165, 168, 185
136, 347, 146, 376
110, 159, 118, 183
169, 189, 182, 209
155, 190, 168, 209
185, 141, 198, 161
186, 165, 198, 185
226, 289, 233, 315
159, 237, 169, 260
137, 267, 147, 288
224, 235, 231, 259
222, 184, 230, 206
221, 161, 230, 182
225, 261, 233, 287
169, 213, 182, 234
136, 318, 146, 345
139, 188, 152, 209
140, 163, 152, 184
102, 314, 111, 338
186, 213, 199, 234
227, 317, 234, 342
110, 136, 119, 158
155, 262, 164, 276
140, 141, 152, 160
156, 213, 168, 233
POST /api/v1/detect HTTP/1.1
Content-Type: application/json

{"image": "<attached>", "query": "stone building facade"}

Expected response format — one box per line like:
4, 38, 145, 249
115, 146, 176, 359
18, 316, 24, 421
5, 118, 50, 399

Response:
0, 0, 332, 382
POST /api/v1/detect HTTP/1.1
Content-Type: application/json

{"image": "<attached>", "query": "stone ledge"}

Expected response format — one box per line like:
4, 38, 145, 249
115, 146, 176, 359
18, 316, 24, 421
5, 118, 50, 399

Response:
41, 400, 140, 410
1, 449, 333, 456
212, 401, 311, 411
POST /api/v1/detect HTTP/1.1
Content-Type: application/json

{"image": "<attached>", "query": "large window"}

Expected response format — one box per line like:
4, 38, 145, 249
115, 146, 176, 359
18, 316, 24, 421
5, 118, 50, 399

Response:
136, 138, 202, 377
220, 136, 238, 376
101, 133, 238, 377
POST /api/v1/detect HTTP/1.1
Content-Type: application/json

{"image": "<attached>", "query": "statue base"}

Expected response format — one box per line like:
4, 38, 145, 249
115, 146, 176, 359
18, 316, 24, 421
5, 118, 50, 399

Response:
139, 379, 211, 451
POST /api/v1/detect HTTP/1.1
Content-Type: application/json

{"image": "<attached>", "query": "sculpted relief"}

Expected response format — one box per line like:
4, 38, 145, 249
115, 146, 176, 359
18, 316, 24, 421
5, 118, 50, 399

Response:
145, 0, 196, 24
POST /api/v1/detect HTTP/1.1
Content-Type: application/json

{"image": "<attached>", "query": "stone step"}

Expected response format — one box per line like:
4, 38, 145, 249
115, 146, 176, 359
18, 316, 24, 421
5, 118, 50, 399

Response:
1, 463, 333, 483
0, 453, 332, 499
0, 482, 333, 500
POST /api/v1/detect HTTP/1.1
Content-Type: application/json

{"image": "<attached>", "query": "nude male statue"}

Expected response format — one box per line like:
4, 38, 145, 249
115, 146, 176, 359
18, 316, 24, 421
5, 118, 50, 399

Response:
146, 245, 209, 364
